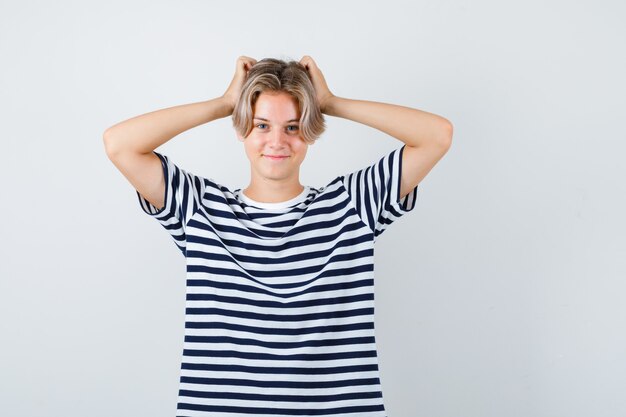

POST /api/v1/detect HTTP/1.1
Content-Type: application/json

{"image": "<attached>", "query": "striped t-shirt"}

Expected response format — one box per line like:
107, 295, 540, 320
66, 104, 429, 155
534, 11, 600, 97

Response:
136, 144, 419, 417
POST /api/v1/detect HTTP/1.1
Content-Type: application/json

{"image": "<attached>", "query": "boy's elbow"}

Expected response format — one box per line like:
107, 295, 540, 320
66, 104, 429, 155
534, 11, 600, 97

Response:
439, 120, 453, 148
103, 128, 120, 158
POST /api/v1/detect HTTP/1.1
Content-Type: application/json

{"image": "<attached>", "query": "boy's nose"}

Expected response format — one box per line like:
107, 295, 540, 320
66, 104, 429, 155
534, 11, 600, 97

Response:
268, 130, 288, 145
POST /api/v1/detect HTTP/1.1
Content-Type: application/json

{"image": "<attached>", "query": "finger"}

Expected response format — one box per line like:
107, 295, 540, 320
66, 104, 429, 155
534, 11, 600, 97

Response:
245, 58, 258, 71
239, 58, 253, 72
238, 56, 255, 69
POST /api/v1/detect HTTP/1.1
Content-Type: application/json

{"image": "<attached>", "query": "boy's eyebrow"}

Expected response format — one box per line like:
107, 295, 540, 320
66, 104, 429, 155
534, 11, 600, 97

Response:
254, 117, 300, 123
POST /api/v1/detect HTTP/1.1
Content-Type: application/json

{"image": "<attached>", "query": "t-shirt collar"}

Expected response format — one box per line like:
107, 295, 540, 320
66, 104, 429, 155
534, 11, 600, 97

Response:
238, 186, 310, 209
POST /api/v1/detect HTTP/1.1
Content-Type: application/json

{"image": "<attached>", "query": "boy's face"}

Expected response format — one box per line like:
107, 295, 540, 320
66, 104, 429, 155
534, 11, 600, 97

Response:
237, 91, 308, 184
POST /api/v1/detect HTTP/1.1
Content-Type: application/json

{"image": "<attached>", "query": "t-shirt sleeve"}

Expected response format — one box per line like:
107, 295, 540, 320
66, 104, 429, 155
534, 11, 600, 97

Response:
342, 144, 419, 241
136, 151, 205, 256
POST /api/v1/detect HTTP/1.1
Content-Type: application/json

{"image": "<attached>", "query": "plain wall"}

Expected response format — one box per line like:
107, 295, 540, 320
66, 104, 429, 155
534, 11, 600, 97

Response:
1, 0, 625, 416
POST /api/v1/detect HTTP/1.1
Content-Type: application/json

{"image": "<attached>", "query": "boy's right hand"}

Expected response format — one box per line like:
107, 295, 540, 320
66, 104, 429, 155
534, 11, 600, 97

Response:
222, 55, 257, 114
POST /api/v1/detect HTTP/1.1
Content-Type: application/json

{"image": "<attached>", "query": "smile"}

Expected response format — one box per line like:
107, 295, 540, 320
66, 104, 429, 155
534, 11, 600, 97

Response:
264, 155, 289, 160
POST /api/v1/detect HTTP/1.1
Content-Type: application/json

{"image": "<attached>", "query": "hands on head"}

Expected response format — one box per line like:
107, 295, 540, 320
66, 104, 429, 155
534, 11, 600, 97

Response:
222, 55, 335, 114
299, 55, 335, 114
222, 56, 257, 113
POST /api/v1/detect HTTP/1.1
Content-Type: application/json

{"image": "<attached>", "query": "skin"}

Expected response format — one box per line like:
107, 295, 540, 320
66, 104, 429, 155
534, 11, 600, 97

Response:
103, 55, 452, 213
224, 56, 320, 204
223, 55, 453, 204
235, 91, 309, 203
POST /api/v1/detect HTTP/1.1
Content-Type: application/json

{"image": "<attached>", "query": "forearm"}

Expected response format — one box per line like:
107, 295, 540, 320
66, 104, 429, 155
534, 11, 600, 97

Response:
324, 96, 452, 148
103, 96, 233, 156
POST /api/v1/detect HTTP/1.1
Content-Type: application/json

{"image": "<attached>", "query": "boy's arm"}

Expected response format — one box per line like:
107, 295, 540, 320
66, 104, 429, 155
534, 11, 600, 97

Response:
102, 55, 257, 211
324, 96, 453, 198
103, 55, 256, 156
102, 96, 233, 210
103, 96, 233, 156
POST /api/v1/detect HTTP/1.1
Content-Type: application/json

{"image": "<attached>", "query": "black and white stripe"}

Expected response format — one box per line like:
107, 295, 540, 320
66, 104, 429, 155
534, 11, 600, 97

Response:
136, 145, 418, 417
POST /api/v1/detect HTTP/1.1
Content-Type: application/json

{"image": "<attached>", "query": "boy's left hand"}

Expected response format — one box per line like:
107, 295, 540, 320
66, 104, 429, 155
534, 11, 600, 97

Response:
299, 55, 335, 114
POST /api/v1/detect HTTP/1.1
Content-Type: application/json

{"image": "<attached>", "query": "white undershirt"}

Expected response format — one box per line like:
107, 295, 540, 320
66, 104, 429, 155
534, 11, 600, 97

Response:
238, 186, 311, 209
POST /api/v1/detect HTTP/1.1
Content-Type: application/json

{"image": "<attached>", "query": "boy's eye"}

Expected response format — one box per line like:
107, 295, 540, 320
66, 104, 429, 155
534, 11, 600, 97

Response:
256, 124, 299, 131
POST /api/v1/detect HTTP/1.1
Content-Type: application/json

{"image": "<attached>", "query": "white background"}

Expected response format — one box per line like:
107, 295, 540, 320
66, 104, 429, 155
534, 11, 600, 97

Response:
1, 0, 625, 416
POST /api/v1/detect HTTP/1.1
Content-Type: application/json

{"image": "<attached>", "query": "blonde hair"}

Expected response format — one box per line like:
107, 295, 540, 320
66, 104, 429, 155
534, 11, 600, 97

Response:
232, 58, 326, 145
